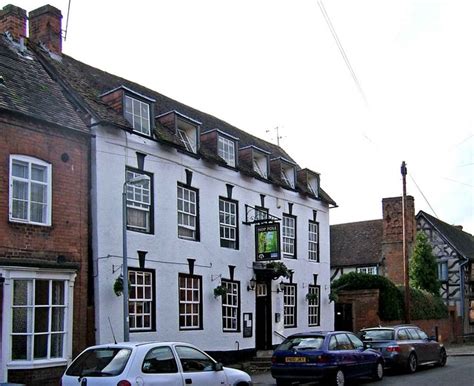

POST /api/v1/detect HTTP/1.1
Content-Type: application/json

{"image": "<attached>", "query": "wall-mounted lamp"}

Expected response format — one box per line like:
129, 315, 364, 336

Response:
277, 281, 285, 293
247, 277, 257, 291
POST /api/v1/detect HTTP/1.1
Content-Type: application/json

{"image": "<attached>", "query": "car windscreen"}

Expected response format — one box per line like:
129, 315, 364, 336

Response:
361, 329, 394, 340
65, 347, 132, 377
277, 336, 325, 351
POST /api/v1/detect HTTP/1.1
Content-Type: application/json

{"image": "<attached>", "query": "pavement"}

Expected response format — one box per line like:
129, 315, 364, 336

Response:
444, 342, 474, 356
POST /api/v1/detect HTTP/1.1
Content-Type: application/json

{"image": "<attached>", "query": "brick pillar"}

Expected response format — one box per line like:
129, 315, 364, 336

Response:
381, 196, 415, 285
29, 4, 62, 55
0, 4, 27, 42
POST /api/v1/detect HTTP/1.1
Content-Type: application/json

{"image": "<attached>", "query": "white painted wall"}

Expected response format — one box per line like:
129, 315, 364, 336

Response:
92, 124, 334, 351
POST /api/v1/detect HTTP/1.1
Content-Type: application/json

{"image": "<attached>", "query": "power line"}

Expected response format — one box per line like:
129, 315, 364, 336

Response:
317, 0, 368, 107
409, 173, 439, 218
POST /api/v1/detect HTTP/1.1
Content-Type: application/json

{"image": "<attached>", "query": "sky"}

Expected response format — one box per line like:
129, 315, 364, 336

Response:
16, 0, 474, 233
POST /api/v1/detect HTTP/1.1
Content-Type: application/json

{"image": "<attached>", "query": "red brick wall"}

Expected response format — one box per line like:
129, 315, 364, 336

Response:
0, 113, 91, 383
382, 196, 416, 285
28, 5, 62, 55
0, 4, 27, 41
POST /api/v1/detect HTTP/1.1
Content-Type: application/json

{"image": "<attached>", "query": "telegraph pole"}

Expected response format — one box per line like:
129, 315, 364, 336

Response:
401, 161, 411, 323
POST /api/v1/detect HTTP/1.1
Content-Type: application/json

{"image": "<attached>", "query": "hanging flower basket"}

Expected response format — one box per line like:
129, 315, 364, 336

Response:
213, 285, 229, 298
306, 292, 319, 302
113, 276, 131, 297
266, 261, 290, 280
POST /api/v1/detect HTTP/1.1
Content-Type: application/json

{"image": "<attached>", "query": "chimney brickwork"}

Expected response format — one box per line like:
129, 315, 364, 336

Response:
29, 4, 62, 54
381, 196, 416, 285
0, 4, 27, 42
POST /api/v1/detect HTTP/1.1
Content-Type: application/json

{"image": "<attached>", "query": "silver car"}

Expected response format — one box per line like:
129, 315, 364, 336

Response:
359, 325, 447, 373
61, 341, 252, 386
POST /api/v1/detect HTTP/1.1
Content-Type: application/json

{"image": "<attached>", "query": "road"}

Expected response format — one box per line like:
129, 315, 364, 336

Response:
251, 356, 474, 385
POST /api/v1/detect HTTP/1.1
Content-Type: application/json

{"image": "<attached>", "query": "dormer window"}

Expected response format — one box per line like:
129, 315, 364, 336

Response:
308, 174, 319, 197
253, 155, 268, 178
271, 157, 296, 189
177, 127, 196, 153
124, 95, 150, 135
218, 135, 236, 167
281, 166, 295, 188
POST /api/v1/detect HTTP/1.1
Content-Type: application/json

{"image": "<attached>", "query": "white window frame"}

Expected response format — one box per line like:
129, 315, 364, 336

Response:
283, 284, 297, 328
308, 221, 319, 262
1, 268, 75, 372
126, 170, 151, 232
221, 281, 239, 332
281, 166, 295, 188
253, 156, 267, 178
179, 275, 202, 330
177, 127, 197, 153
218, 135, 236, 167
438, 261, 448, 282
356, 266, 378, 275
308, 175, 319, 197
308, 285, 320, 327
124, 95, 151, 136
9, 155, 52, 226
129, 269, 154, 331
219, 198, 237, 249
282, 215, 296, 257
177, 185, 198, 240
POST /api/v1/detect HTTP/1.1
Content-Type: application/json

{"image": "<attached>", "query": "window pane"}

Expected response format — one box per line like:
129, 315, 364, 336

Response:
35, 280, 49, 305
51, 333, 64, 358
52, 307, 65, 331
14, 280, 30, 305
52, 281, 65, 305
12, 160, 28, 178
12, 335, 28, 360
34, 335, 48, 359
12, 308, 30, 333
35, 307, 49, 333
31, 164, 47, 182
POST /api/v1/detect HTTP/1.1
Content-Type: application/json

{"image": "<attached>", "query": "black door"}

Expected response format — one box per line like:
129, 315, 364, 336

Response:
255, 279, 272, 350
335, 303, 353, 331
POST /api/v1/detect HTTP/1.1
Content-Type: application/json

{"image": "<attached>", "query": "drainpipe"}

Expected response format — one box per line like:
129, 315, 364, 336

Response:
459, 258, 469, 334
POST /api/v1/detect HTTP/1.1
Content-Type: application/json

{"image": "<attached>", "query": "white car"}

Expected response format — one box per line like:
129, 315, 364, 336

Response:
61, 341, 252, 386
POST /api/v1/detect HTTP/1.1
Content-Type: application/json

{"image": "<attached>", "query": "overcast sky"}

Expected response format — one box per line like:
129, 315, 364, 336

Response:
19, 0, 474, 233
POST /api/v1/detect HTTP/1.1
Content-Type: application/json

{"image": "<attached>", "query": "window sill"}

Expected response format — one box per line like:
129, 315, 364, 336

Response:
7, 358, 68, 370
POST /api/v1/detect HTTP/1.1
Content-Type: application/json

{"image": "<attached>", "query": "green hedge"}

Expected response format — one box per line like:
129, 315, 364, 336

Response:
331, 272, 448, 320
331, 272, 404, 320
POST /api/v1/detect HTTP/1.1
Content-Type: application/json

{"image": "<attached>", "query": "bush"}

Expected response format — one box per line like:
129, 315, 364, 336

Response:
399, 286, 448, 320
331, 272, 404, 320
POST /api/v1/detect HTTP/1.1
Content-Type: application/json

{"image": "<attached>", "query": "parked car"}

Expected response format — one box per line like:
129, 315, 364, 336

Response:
271, 331, 384, 386
61, 341, 252, 386
358, 325, 447, 373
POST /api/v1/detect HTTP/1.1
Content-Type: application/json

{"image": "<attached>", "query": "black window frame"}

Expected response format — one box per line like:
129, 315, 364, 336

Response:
177, 182, 200, 242
128, 267, 156, 333
283, 283, 298, 328
220, 279, 241, 332
307, 284, 320, 327
308, 220, 320, 262
125, 167, 154, 234
178, 273, 203, 331
219, 197, 239, 249
282, 213, 297, 259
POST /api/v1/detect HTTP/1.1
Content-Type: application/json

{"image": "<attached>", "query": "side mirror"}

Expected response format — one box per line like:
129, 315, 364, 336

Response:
213, 362, 224, 371
364, 342, 372, 349
429, 336, 438, 342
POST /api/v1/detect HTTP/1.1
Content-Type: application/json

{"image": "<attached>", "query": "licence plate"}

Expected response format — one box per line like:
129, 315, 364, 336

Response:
285, 357, 306, 363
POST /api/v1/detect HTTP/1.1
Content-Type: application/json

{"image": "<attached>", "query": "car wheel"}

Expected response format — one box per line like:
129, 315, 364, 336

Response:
331, 369, 345, 386
372, 360, 384, 380
406, 353, 418, 373
436, 348, 447, 367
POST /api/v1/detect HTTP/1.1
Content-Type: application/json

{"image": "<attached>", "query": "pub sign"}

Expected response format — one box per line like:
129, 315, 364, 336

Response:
255, 223, 281, 261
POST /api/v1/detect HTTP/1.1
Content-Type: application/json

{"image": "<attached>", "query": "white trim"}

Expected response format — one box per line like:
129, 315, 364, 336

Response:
9, 155, 52, 226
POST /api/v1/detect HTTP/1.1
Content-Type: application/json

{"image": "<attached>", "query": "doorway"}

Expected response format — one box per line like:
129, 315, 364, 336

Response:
335, 303, 353, 331
255, 279, 272, 350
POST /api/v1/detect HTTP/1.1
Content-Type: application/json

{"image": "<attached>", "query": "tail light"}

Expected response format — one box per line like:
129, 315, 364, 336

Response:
386, 345, 400, 352
117, 381, 132, 386
314, 354, 330, 363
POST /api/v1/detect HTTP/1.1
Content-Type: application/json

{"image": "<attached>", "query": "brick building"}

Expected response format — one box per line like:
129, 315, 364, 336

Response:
0, 5, 91, 384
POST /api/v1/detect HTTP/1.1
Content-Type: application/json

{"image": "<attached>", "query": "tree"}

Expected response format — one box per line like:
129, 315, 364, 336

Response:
409, 232, 440, 295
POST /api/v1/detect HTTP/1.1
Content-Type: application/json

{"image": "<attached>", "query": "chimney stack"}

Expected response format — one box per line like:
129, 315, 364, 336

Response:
29, 5, 62, 54
381, 196, 416, 285
0, 4, 27, 42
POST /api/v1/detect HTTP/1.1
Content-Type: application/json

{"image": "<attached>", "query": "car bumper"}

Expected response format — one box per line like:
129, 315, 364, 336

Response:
271, 365, 338, 382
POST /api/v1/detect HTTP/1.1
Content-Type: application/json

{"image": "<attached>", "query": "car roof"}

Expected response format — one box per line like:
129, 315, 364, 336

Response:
287, 330, 354, 338
84, 341, 196, 350
361, 324, 419, 331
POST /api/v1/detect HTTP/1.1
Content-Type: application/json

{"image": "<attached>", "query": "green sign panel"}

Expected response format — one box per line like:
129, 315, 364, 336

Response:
255, 223, 281, 261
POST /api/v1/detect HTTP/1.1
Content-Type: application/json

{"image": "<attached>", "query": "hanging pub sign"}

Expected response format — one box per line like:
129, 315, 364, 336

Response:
255, 223, 281, 261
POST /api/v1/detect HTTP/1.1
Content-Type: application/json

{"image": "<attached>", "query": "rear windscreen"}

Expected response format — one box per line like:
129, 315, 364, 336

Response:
278, 336, 325, 351
361, 330, 394, 340
66, 348, 131, 377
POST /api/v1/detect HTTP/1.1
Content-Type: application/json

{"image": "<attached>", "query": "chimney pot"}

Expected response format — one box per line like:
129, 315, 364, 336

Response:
0, 4, 27, 42
29, 4, 62, 55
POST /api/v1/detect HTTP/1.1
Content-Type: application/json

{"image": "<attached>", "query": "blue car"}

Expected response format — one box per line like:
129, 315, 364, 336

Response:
271, 331, 384, 386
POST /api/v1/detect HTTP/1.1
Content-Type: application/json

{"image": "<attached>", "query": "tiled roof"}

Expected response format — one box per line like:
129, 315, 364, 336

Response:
417, 210, 474, 261
35, 47, 336, 206
0, 35, 88, 133
330, 219, 383, 267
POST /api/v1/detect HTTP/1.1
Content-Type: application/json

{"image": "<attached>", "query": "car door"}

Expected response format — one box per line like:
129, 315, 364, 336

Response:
330, 333, 361, 378
406, 328, 427, 363
416, 328, 440, 362
174, 345, 227, 386
347, 333, 374, 377
135, 345, 184, 386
